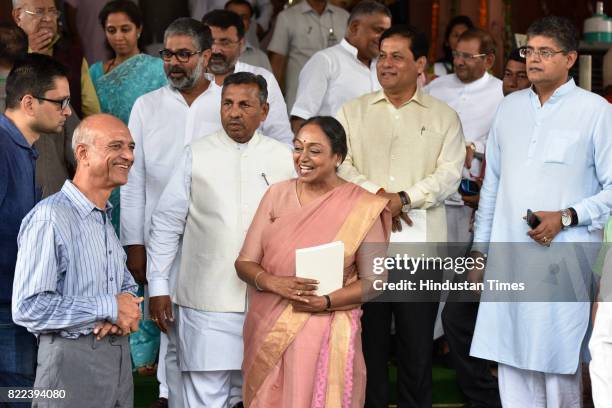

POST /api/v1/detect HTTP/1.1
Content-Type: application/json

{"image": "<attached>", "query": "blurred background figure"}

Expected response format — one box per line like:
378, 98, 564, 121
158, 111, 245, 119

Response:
0, 23, 28, 110
63, 0, 110, 65
267, 0, 349, 112
225, 0, 272, 71
11, 0, 101, 118
189, 0, 273, 49
502, 47, 530, 96
433, 15, 474, 78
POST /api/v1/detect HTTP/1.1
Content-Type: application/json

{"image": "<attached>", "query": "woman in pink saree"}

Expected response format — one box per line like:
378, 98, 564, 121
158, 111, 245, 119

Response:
235, 117, 391, 407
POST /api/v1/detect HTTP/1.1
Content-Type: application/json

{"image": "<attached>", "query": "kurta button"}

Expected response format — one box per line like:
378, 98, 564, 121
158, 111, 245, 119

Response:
110, 277, 114, 281
108, 250, 112, 254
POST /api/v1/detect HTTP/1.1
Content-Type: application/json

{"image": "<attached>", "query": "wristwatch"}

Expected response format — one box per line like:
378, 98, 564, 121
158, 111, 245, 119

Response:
398, 191, 411, 213
560, 208, 573, 229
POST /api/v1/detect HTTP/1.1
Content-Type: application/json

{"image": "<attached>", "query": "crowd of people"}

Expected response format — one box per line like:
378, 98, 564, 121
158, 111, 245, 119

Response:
0, 0, 611, 408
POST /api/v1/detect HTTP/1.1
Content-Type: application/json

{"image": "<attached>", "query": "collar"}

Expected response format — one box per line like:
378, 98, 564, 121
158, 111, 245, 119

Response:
218, 128, 262, 150
299, 1, 333, 14
165, 79, 219, 105
0, 114, 36, 151
340, 38, 358, 59
370, 87, 430, 109
528, 77, 576, 106
460, 71, 491, 90
61, 180, 112, 220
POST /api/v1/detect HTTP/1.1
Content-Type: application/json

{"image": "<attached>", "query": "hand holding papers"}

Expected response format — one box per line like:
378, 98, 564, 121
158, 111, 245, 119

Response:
296, 241, 344, 296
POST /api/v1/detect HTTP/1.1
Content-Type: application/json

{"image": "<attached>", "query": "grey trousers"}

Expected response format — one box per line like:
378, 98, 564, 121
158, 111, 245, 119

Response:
33, 333, 133, 408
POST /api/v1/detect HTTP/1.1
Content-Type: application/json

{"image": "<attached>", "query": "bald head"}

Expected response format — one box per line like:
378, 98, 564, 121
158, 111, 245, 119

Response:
72, 114, 134, 190
72, 114, 128, 153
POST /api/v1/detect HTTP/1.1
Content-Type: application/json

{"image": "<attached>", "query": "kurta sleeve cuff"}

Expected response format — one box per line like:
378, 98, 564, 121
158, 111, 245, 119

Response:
290, 106, 314, 121
405, 185, 426, 209
96, 295, 118, 323
360, 180, 381, 194
148, 279, 170, 298
573, 202, 608, 231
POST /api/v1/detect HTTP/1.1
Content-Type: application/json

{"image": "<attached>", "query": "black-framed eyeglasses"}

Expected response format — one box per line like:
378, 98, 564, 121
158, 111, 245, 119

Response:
35, 96, 71, 110
519, 47, 567, 60
159, 49, 202, 63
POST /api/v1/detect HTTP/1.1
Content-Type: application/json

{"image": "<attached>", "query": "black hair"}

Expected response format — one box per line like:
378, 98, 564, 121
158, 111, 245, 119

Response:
98, 0, 143, 28
299, 116, 348, 163
5, 53, 68, 110
202, 9, 245, 40
379, 25, 429, 60
0, 23, 28, 67
224, 0, 254, 19
164, 17, 213, 51
507, 48, 526, 65
458, 28, 496, 55
348, 1, 392, 25
526, 16, 579, 52
222, 71, 268, 104
438, 15, 474, 66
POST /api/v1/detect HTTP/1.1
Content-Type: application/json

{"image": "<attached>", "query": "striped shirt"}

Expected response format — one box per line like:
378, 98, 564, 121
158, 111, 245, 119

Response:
12, 181, 137, 338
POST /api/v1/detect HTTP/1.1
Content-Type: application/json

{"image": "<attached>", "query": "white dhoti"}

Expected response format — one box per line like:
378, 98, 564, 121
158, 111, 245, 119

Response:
498, 363, 582, 408
177, 306, 245, 407
590, 301, 612, 408
165, 305, 184, 408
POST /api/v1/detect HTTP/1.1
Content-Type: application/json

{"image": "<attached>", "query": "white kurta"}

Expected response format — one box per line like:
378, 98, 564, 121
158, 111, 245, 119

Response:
291, 38, 380, 119
470, 79, 612, 374
148, 130, 295, 371
424, 72, 503, 180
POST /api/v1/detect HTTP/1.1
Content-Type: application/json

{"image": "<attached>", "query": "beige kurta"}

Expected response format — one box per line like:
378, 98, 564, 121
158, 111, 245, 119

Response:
337, 88, 465, 242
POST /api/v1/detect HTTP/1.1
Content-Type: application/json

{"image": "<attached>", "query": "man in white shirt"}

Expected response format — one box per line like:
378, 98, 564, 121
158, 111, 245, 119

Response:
225, 0, 272, 71
425, 28, 504, 408
120, 18, 219, 408
148, 72, 295, 407
203, 9, 292, 145
267, 0, 349, 111
290, 1, 391, 133
424, 28, 503, 245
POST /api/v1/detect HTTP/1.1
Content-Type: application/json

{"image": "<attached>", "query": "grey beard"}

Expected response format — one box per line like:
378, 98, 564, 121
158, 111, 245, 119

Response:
168, 60, 204, 91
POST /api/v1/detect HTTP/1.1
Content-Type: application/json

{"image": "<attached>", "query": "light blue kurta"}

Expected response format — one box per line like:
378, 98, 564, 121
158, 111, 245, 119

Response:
470, 79, 612, 374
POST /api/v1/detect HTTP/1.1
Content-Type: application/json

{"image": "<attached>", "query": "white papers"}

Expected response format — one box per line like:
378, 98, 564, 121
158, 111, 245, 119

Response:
390, 209, 427, 243
296, 241, 344, 296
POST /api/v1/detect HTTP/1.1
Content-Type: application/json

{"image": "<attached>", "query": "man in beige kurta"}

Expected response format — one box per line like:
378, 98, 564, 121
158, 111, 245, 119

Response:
337, 25, 465, 408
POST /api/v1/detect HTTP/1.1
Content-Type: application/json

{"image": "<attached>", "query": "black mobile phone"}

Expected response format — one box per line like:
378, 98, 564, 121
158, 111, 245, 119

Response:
458, 179, 480, 196
526, 209, 541, 229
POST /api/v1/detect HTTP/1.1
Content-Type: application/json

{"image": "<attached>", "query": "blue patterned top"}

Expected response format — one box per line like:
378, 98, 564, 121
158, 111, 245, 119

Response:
12, 181, 138, 338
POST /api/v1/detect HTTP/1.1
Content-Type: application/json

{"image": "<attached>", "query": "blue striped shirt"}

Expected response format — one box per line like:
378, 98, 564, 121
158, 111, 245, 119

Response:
12, 181, 138, 338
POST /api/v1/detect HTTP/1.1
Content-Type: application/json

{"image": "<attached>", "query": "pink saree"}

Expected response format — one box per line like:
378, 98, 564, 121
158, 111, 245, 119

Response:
240, 180, 391, 408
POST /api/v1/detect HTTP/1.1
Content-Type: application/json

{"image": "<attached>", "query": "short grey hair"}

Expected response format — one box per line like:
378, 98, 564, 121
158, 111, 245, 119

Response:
71, 121, 98, 154
348, 1, 391, 25
163, 17, 213, 52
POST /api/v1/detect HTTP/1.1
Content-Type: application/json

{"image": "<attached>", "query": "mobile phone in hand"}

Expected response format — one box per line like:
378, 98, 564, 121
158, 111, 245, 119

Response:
526, 209, 541, 229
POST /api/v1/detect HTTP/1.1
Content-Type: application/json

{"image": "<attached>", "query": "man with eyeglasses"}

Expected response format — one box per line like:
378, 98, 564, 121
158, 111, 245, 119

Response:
202, 9, 292, 145
468, 16, 612, 406
120, 18, 222, 408
0, 53, 71, 395
11, 0, 100, 119
423, 28, 504, 408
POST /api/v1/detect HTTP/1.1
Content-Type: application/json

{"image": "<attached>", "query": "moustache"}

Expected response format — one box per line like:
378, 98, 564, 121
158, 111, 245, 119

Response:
210, 53, 227, 62
168, 66, 187, 74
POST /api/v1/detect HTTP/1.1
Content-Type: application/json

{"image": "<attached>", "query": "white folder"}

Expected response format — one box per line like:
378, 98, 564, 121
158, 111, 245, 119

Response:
296, 241, 344, 296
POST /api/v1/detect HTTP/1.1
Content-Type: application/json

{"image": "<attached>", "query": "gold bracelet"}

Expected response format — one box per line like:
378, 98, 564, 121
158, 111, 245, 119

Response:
254, 271, 264, 291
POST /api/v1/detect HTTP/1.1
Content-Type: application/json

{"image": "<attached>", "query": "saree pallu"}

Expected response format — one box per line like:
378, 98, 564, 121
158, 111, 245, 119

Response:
240, 180, 390, 407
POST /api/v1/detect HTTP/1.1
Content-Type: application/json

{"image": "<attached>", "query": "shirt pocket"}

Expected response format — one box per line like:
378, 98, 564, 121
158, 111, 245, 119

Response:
543, 130, 580, 165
